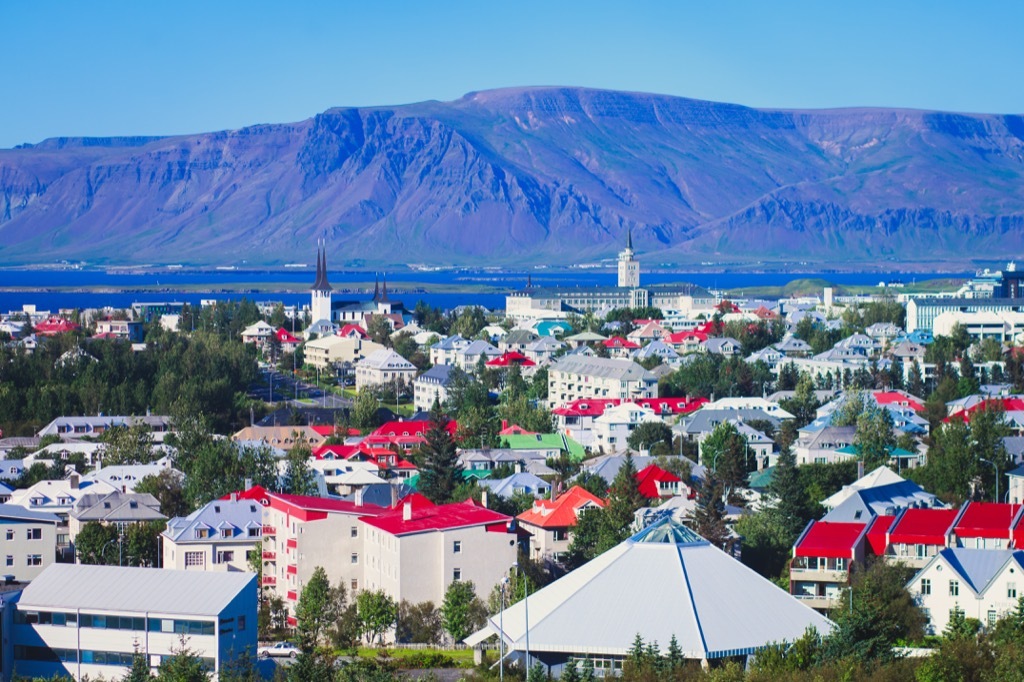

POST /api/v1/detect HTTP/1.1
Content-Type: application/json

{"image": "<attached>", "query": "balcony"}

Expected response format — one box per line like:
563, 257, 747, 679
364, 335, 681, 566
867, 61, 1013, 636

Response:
287, 564, 297, 575
262, 550, 276, 561
286, 538, 297, 550
789, 566, 850, 584
287, 590, 298, 602
262, 576, 276, 586
792, 593, 841, 610
262, 525, 276, 536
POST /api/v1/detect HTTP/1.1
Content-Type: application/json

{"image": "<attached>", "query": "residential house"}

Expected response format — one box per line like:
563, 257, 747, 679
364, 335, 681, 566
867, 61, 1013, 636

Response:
479, 473, 552, 501
499, 330, 539, 354
305, 335, 385, 371
68, 491, 165, 546
794, 426, 857, 465
522, 336, 564, 364
241, 320, 275, 346
632, 340, 679, 363
82, 461, 180, 494
870, 508, 960, 569
518, 486, 606, 563
501, 433, 586, 462
592, 403, 666, 454
548, 356, 658, 405
354, 350, 417, 392
94, 319, 144, 343
774, 336, 813, 358
7, 475, 118, 556
37, 415, 173, 441
231, 425, 325, 450
790, 520, 869, 609
601, 337, 640, 358
10, 564, 256, 679
430, 334, 471, 367
413, 364, 458, 412
635, 465, 683, 499
162, 495, 265, 572
0, 505, 60, 581
456, 340, 503, 371
703, 337, 742, 356
361, 496, 523, 606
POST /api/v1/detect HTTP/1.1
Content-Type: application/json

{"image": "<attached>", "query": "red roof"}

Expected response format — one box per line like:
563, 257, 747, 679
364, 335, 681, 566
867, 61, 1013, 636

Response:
635, 465, 681, 499
487, 351, 536, 367
35, 316, 81, 335
361, 498, 512, 535
946, 398, 1024, 423
872, 391, 926, 413
312, 444, 358, 460
310, 425, 362, 438
794, 521, 867, 559
517, 486, 606, 529
552, 397, 706, 418
339, 324, 369, 339
372, 420, 457, 438
225, 486, 387, 521
276, 327, 301, 344
664, 330, 709, 345
602, 336, 640, 349
954, 501, 1020, 540
499, 423, 536, 436
865, 516, 895, 555
693, 322, 716, 335
889, 508, 958, 546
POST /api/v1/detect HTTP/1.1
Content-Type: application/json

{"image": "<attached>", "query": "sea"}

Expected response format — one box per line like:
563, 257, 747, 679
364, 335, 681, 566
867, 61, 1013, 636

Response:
0, 269, 970, 314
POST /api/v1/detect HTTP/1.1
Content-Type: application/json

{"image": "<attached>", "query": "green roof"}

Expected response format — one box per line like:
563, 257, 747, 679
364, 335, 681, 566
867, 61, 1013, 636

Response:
834, 445, 917, 459
405, 469, 490, 490
746, 467, 776, 490
500, 433, 586, 461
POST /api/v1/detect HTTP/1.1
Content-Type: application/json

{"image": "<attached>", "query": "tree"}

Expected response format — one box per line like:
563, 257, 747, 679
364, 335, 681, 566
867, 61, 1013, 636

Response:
124, 521, 164, 567
853, 404, 897, 471
135, 469, 192, 518
626, 421, 673, 454
102, 421, 157, 465
700, 421, 749, 492
75, 521, 120, 565
780, 374, 821, 428
282, 434, 317, 496
440, 580, 487, 644
416, 400, 463, 504
356, 590, 398, 646
396, 601, 443, 645
123, 646, 155, 681
686, 475, 730, 550
769, 443, 811, 541
295, 566, 337, 652
155, 637, 211, 682
365, 314, 393, 347
351, 389, 380, 433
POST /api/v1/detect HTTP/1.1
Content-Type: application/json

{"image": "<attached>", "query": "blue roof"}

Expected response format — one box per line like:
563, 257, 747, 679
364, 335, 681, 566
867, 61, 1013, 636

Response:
630, 516, 708, 546
939, 548, 1024, 594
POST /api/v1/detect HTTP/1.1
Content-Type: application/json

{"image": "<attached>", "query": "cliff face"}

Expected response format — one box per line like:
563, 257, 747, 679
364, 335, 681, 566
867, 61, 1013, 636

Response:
2, 87, 1023, 266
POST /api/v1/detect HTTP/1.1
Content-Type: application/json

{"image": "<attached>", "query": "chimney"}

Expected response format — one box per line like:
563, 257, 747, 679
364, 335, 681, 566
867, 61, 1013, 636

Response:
391, 485, 399, 509
501, 419, 508, 430
69, 473, 80, 490
230, 492, 238, 502
244, 478, 252, 491
355, 488, 364, 507
481, 490, 489, 509
857, 460, 865, 479
403, 501, 412, 521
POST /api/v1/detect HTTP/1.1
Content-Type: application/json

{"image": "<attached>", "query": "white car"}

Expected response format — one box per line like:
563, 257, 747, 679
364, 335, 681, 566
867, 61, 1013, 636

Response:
258, 642, 300, 658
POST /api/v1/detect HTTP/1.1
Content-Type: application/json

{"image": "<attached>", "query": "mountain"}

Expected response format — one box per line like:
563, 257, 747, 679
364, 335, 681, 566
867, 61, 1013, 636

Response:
2, 87, 1024, 267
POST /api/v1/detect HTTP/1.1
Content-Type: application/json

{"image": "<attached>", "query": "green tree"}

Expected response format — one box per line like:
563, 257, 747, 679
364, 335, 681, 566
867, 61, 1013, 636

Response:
122, 646, 155, 681
416, 400, 463, 504
626, 421, 673, 453
351, 389, 380, 433
854, 404, 897, 471
102, 421, 157, 465
700, 421, 749, 491
779, 374, 821, 428
395, 600, 443, 645
282, 434, 318, 496
74, 521, 120, 565
135, 469, 192, 518
155, 637, 210, 682
440, 580, 487, 643
686, 475, 730, 550
295, 566, 337, 652
355, 590, 398, 646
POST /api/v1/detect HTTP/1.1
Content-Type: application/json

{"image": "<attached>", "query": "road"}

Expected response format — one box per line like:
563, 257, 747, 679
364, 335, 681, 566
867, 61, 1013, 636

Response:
251, 368, 352, 409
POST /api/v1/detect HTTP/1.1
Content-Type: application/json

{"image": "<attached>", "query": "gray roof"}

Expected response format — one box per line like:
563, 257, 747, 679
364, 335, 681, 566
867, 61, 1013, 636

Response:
339, 483, 413, 508
0, 504, 59, 524
415, 363, 457, 387
469, 517, 833, 657
582, 454, 656, 485
633, 340, 679, 361
823, 481, 943, 522
680, 409, 782, 436
19, 563, 256, 616
704, 337, 742, 354
460, 340, 501, 357
432, 334, 468, 350
1004, 437, 1024, 463
163, 497, 263, 544
550, 355, 655, 382
503, 330, 539, 345
937, 548, 1024, 595
478, 473, 551, 499
524, 336, 564, 352
71, 491, 165, 523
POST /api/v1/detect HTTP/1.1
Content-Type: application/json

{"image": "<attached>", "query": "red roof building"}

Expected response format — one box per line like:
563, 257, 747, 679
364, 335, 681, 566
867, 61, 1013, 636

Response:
872, 390, 926, 413
867, 507, 959, 567
339, 324, 369, 339
276, 327, 302, 345
486, 351, 536, 368
34, 316, 81, 336
951, 501, 1021, 547
865, 515, 896, 556
794, 521, 868, 560
499, 422, 536, 436
790, 520, 868, 609
518, 486, 607, 563
635, 464, 683, 499
602, 337, 640, 350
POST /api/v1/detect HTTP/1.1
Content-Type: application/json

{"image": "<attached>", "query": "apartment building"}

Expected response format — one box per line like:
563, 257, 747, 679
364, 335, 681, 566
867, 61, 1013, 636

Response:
789, 520, 869, 610
548, 356, 657, 405
361, 496, 522, 605
93, 319, 144, 343
304, 335, 385, 371
354, 349, 417, 392
0, 505, 60, 581
162, 495, 265, 573
7, 475, 118, 556
10, 564, 256, 680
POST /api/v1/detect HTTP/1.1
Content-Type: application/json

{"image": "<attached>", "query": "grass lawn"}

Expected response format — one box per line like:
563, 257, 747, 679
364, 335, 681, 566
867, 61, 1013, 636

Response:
349, 647, 477, 667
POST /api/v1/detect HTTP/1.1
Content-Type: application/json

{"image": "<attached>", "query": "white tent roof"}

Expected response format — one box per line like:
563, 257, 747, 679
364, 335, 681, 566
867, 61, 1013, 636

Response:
468, 519, 833, 659
821, 465, 905, 510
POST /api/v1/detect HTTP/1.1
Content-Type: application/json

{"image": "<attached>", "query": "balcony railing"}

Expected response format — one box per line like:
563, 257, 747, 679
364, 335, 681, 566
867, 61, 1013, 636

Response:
262, 525, 276, 535
287, 564, 297, 575
262, 576, 276, 586
286, 538, 297, 550
262, 551, 276, 560
287, 590, 298, 601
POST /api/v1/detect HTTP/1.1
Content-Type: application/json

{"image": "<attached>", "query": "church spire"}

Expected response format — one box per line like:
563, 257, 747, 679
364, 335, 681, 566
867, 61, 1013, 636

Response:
373, 273, 380, 302
311, 240, 332, 292
380, 273, 390, 302
627, 228, 633, 252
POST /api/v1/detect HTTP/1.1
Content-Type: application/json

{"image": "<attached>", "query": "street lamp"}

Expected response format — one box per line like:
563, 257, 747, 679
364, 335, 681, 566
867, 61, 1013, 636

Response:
499, 576, 508, 682
980, 458, 1000, 503
512, 562, 530, 673
101, 534, 124, 567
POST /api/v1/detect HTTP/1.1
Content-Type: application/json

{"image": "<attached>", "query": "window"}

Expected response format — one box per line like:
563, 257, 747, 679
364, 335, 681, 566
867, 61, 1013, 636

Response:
453, 541, 462, 554
194, 528, 209, 539
1010, 582, 1018, 599
216, 551, 234, 564
26, 528, 41, 541
553, 529, 568, 542
247, 527, 260, 538
27, 555, 41, 566
185, 552, 205, 567
988, 610, 999, 628
351, 553, 358, 564
453, 568, 462, 581
921, 579, 931, 596
949, 580, 960, 597
5, 556, 11, 566
5, 529, 12, 540
237, 615, 246, 631
351, 526, 358, 538
351, 579, 358, 592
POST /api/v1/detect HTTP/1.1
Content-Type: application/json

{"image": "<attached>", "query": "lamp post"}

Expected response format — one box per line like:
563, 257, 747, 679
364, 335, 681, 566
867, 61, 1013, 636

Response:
981, 457, 1000, 503
499, 575, 508, 682
513, 562, 529, 672
101, 534, 124, 567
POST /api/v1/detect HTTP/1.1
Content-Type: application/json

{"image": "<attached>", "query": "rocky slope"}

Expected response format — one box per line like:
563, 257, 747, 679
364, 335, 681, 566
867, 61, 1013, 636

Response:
2, 87, 1023, 266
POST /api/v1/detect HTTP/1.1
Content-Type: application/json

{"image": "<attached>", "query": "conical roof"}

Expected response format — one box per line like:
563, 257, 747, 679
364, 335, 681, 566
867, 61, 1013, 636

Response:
470, 517, 833, 659
311, 243, 332, 292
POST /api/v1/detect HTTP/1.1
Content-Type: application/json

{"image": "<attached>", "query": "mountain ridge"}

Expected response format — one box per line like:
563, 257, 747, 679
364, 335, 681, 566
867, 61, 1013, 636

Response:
2, 87, 1023, 267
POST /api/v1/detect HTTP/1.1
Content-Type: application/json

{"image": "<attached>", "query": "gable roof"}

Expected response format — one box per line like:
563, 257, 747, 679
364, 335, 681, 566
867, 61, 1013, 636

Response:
935, 548, 1024, 594
794, 521, 867, 559
954, 501, 1020, 540
517, 485, 607, 529
888, 508, 959, 546
360, 498, 512, 536
635, 465, 682, 498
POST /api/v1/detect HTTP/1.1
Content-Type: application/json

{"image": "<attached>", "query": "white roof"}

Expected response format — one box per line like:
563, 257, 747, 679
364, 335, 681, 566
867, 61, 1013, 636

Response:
19, 564, 256, 617
469, 518, 833, 657
821, 466, 905, 510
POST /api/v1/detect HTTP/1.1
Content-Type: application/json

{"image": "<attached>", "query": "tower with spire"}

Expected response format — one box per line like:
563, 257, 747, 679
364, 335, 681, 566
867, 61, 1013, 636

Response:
617, 229, 640, 289
310, 240, 333, 323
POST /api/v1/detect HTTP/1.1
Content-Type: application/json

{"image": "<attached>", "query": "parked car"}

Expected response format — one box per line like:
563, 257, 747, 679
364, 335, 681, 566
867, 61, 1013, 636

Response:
258, 641, 300, 658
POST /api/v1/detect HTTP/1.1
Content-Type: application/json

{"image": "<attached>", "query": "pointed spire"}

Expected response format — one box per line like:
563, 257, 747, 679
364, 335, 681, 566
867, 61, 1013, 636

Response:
627, 228, 633, 251
311, 239, 332, 291
373, 273, 380, 302
527, 273, 533, 289
380, 273, 390, 302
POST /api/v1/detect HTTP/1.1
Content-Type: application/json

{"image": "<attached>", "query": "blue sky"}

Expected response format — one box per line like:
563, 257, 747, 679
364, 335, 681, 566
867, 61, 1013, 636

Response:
2, 1, 1021, 148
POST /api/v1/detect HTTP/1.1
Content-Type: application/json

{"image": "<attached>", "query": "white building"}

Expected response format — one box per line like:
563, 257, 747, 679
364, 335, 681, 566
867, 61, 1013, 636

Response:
592, 403, 665, 454
907, 548, 1024, 635
0, 505, 60, 581
413, 364, 458, 412
11, 564, 256, 680
304, 335, 385, 371
162, 494, 265, 573
548, 356, 657, 405
7, 475, 118, 555
354, 349, 417, 392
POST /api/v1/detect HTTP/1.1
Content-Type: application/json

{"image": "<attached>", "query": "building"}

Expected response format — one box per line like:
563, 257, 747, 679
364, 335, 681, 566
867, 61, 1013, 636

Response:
304, 334, 385, 371
360, 496, 522, 607
517, 486, 606, 563
907, 548, 1024, 635
906, 297, 1024, 334
7, 476, 118, 556
591, 402, 665, 454
68, 491, 165, 545
478, 473, 552, 501
310, 240, 333, 323
10, 564, 256, 680
869, 508, 960, 569
548, 356, 657, 405
617, 229, 639, 288
413, 364, 458, 412
162, 495, 265, 573
790, 520, 869, 609
430, 335, 471, 367
37, 415, 173, 441
355, 349, 417, 392
468, 517, 834, 674
0, 505, 59, 581
93, 319, 144, 343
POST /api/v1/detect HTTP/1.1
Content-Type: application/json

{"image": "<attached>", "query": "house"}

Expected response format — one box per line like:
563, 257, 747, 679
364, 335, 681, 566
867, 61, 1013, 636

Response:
457, 449, 552, 476
10, 564, 256, 679
304, 334, 384, 370
866, 322, 903, 342
81, 461, 180, 494
162, 494, 265, 572
635, 465, 683, 499
501, 433, 586, 462
354, 349, 417, 392
430, 334, 471, 366
469, 517, 834, 674
94, 319, 145, 343
703, 337, 742, 355
478, 473, 552, 500
746, 346, 785, 369
563, 331, 607, 349
790, 520, 869, 609
548, 356, 657, 405
303, 318, 339, 339
275, 327, 302, 353
486, 351, 537, 371
522, 336, 564, 364
499, 330, 540, 354
7, 475, 118, 555
413, 364, 459, 412
794, 426, 857, 465
68, 491, 165, 545
456, 340, 503, 371
34, 316, 82, 336
591, 402, 665, 454
949, 501, 1020, 550
907, 548, 1024, 635
775, 336, 813, 358
231, 425, 325, 449
0, 505, 60, 581
241, 320, 275, 345
870, 508, 960, 569
632, 339, 679, 363
37, 415, 173, 441
553, 397, 706, 449
517, 486, 607, 563
361, 496, 523, 606
601, 337, 640, 358
701, 397, 795, 419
